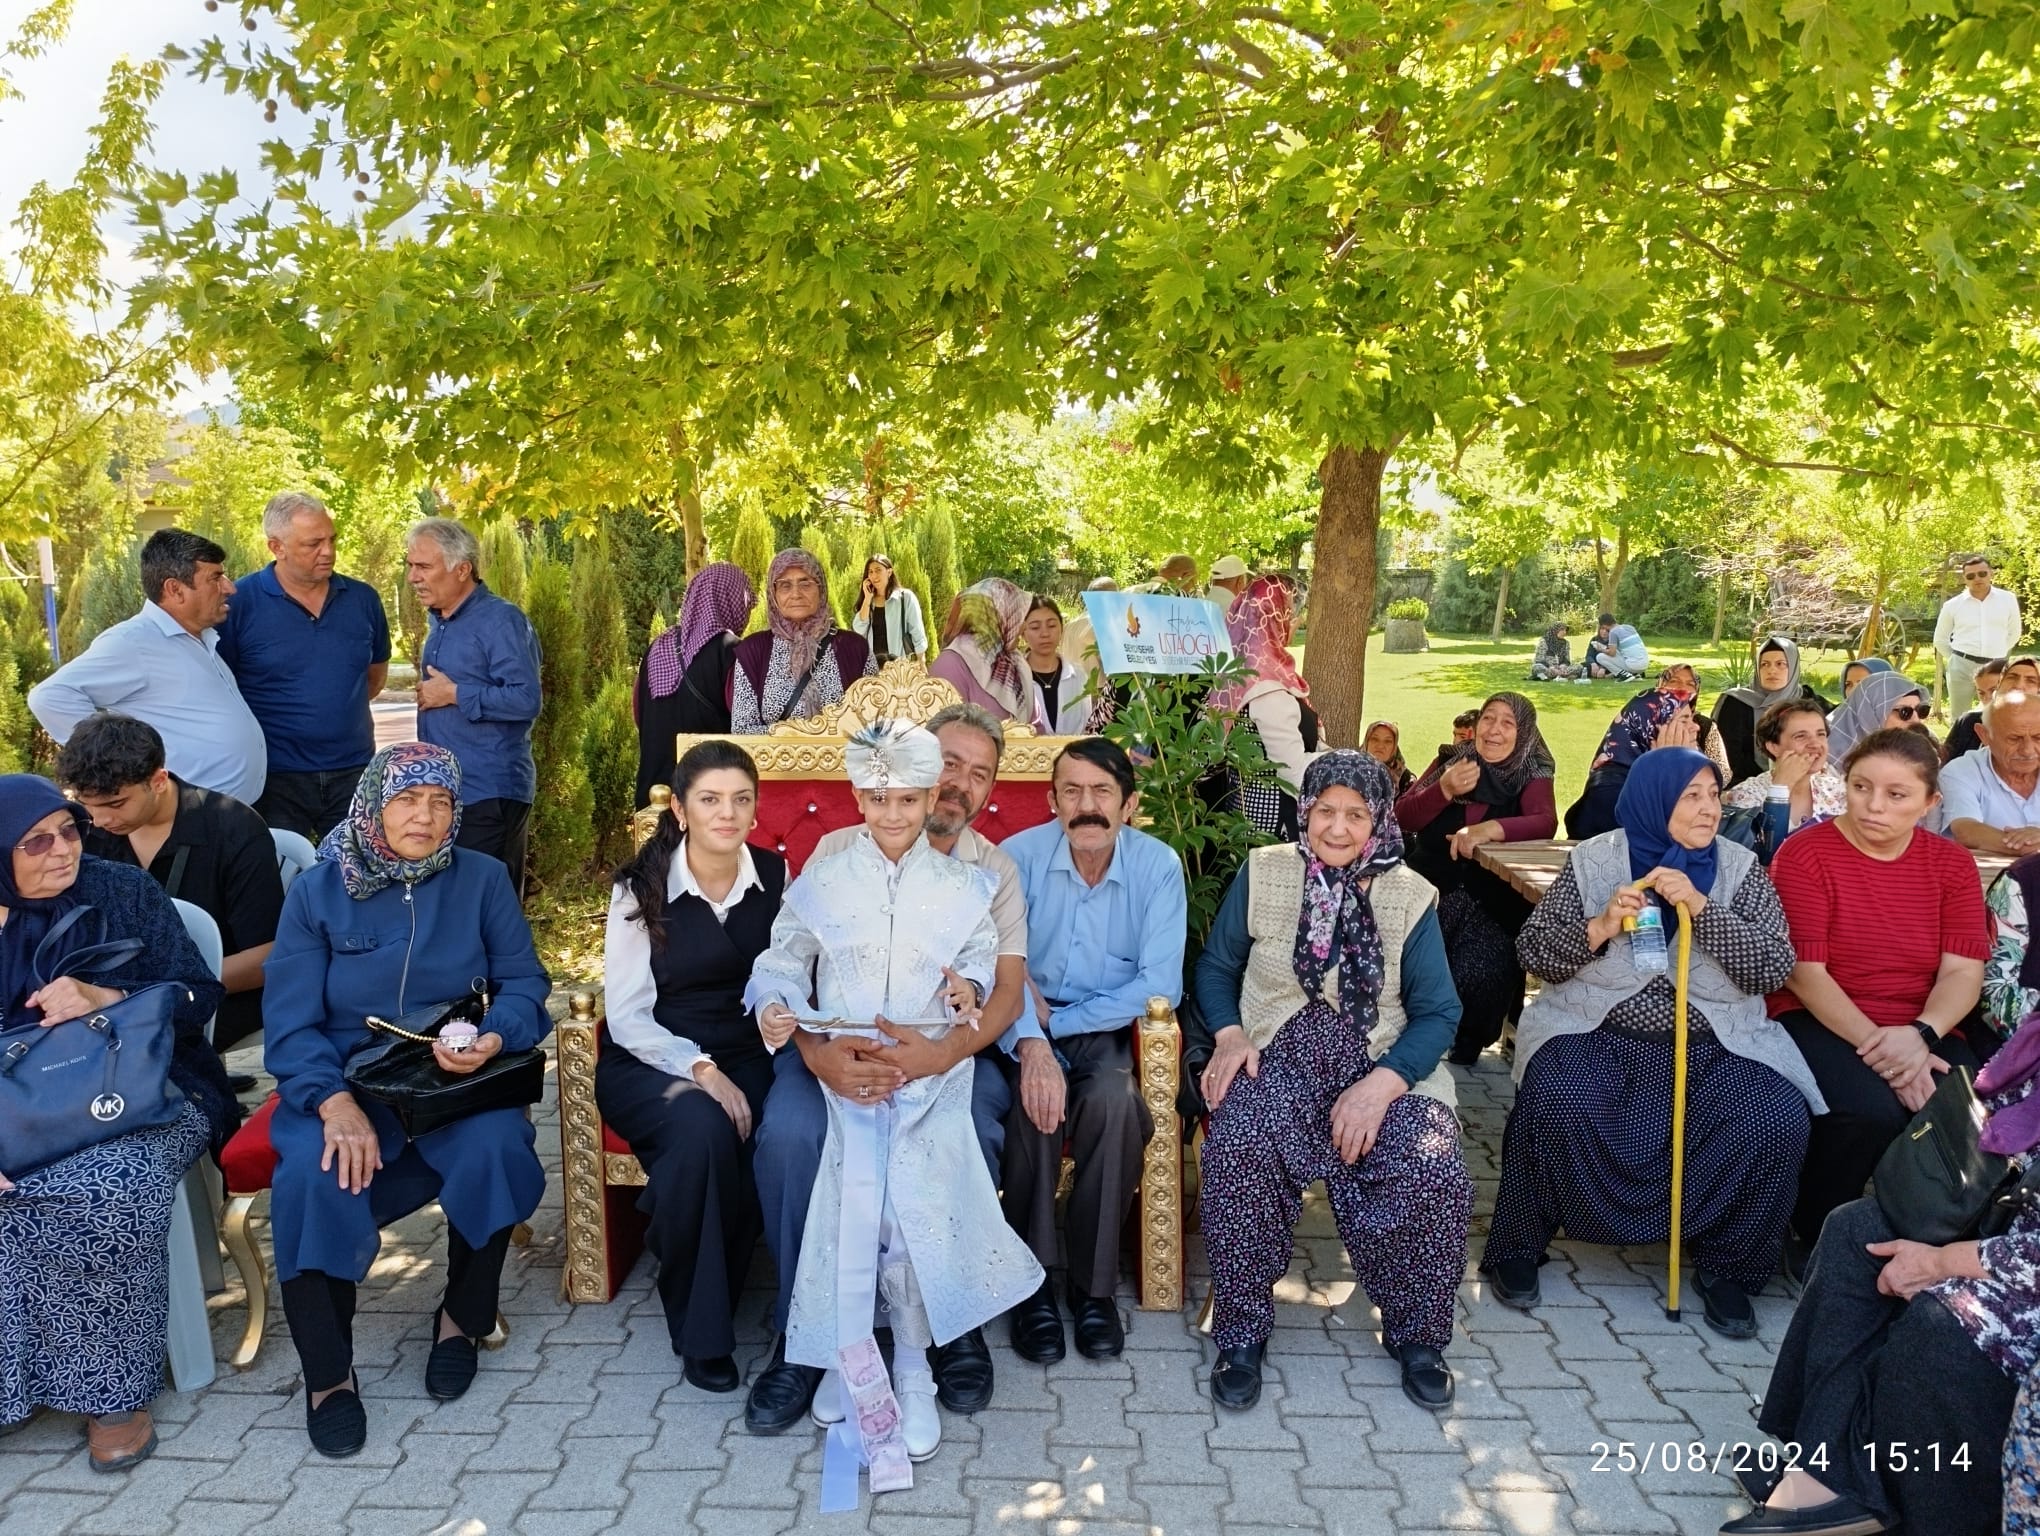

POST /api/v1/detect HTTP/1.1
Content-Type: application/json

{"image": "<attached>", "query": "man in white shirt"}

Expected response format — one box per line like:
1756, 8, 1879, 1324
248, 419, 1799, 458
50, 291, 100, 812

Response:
30, 529, 268, 805
1942, 688, 2040, 855
1934, 555, 2023, 716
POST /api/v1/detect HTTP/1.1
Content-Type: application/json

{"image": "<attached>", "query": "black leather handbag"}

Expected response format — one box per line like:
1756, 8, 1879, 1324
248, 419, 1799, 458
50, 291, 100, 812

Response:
1872, 1065, 2023, 1244
343, 992, 546, 1139
0, 909, 187, 1178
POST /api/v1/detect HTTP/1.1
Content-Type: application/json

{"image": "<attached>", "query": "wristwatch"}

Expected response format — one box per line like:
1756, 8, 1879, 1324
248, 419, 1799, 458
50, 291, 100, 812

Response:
1912, 1020, 1940, 1048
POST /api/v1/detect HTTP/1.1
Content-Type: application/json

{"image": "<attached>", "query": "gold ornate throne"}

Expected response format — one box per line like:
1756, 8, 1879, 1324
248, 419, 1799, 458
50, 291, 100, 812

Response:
555, 658, 1186, 1311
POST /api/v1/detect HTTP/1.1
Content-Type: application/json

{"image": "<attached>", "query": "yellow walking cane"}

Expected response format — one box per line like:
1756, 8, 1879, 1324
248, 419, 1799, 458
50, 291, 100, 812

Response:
1623, 877, 1696, 1319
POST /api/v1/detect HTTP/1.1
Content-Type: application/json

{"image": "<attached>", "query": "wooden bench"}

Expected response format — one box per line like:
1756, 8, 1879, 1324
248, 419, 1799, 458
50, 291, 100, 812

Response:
1473, 837, 2012, 905
555, 659, 1188, 1311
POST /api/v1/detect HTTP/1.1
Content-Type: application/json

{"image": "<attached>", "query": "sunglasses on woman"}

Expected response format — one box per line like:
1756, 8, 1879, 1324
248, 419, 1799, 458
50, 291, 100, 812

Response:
1890, 704, 1932, 722
15, 821, 83, 857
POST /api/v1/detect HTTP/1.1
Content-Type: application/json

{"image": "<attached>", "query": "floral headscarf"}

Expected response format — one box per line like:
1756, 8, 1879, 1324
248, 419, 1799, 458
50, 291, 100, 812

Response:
319, 742, 464, 900
1590, 667, 1700, 771
764, 549, 835, 647
644, 562, 756, 699
1363, 720, 1409, 783
1212, 575, 1308, 713
943, 577, 1033, 717
1293, 751, 1405, 1050
1412, 691, 1557, 805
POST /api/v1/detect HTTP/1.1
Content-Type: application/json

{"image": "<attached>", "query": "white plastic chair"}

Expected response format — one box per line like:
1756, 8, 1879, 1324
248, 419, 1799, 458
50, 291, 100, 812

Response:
166, 898, 226, 1393
271, 829, 318, 891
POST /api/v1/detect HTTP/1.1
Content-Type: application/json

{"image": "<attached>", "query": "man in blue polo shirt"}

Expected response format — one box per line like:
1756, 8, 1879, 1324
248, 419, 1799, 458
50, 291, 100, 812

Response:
216, 492, 391, 839
407, 516, 543, 894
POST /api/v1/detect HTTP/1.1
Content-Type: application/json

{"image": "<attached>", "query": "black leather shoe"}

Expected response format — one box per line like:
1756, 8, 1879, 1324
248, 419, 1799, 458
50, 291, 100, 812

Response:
1717, 1496, 1892, 1534
1485, 1257, 1542, 1311
744, 1335, 823, 1434
306, 1380, 366, 1459
931, 1327, 994, 1413
1008, 1284, 1065, 1364
1693, 1269, 1759, 1341
1387, 1341, 1454, 1411
1070, 1291, 1125, 1360
683, 1354, 740, 1393
425, 1332, 480, 1401
226, 1072, 260, 1094
1210, 1344, 1264, 1411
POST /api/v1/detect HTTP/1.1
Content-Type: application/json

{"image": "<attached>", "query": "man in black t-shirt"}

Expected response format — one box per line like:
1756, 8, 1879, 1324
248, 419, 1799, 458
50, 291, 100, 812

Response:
57, 712, 286, 1062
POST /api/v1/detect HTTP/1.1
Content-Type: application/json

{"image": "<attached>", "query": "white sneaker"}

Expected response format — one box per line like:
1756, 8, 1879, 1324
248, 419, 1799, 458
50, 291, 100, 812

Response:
811, 1369, 844, 1427
898, 1380, 941, 1462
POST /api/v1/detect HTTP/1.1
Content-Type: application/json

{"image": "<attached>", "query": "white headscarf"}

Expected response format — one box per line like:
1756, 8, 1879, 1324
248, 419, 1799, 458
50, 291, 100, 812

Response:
846, 721, 943, 791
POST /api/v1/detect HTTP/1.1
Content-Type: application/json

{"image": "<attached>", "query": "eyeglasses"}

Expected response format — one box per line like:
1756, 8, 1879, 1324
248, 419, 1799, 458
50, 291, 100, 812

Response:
15, 821, 83, 857
1891, 705, 1933, 722
772, 578, 820, 594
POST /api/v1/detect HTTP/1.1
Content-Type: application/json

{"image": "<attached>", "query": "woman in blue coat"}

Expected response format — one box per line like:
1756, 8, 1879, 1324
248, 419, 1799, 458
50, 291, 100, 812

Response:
264, 743, 550, 1459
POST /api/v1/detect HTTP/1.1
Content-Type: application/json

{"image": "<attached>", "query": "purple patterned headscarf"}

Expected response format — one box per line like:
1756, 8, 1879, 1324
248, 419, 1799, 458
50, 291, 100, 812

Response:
764, 549, 835, 647
645, 562, 756, 698
1292, 750, 1404, 1050
318, 742, 464, 899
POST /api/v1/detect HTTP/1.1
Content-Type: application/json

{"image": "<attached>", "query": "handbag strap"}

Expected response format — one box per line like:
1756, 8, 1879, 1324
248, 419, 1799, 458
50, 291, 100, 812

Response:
31, 905, 145, 987
162, 844, 190, 901
767, 636, 829, 725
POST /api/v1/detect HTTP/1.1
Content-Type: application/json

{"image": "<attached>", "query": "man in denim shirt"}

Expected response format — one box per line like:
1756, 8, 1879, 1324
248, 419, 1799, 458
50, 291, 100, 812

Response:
406, 518, 542, 894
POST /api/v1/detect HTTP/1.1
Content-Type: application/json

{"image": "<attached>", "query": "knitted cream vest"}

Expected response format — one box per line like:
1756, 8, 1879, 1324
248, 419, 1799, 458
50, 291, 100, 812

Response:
1237, 846, 1457, 1110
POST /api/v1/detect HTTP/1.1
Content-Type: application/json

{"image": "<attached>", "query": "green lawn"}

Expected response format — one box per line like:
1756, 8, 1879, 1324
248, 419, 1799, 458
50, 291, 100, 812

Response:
1321, 631, 1878, 786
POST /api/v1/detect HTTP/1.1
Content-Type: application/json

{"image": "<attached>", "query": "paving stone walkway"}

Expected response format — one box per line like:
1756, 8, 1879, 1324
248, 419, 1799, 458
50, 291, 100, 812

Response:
0, 1037, 1790, 1536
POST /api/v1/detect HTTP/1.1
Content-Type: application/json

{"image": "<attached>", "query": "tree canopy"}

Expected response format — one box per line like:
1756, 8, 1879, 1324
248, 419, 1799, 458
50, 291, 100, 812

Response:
129, 0, 2040, 740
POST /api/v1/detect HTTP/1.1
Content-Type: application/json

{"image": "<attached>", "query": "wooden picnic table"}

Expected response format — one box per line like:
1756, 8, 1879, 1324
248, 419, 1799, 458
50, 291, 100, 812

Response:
1473, 837, 2013, 906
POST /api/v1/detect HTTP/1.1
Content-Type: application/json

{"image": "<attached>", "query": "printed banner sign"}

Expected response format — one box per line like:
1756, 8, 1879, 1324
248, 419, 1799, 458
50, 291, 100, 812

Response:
1081, 591, 1234, 676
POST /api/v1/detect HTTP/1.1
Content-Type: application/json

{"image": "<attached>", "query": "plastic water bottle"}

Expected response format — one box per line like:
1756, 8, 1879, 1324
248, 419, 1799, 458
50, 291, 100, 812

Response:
1631, 904, 1669, 974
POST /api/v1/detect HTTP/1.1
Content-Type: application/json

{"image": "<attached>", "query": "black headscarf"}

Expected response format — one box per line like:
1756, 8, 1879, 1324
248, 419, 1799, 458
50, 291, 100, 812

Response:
1411, 691, 1556, 808
0, 775, 93, 1018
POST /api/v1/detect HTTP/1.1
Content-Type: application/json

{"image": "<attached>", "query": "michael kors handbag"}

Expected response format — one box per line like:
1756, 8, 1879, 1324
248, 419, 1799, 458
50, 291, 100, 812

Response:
0, 909, 186, 1178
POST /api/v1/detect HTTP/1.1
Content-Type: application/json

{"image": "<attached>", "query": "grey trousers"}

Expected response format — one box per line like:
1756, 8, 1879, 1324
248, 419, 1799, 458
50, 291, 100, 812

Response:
1946, 652, 1985, 719
999, 1027, 1155, 1299
1758, 1198, 2015, 1534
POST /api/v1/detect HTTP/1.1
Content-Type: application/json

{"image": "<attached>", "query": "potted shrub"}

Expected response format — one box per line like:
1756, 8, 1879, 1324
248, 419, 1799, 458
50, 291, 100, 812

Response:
1383, 597, 1430, 653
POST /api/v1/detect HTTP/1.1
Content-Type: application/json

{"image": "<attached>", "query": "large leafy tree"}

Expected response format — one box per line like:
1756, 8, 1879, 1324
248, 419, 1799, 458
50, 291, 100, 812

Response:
136, 0, 2040, 742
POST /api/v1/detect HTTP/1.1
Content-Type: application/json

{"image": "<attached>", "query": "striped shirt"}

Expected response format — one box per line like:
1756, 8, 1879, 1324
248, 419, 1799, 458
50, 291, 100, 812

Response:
1767, 817, 1989, 1026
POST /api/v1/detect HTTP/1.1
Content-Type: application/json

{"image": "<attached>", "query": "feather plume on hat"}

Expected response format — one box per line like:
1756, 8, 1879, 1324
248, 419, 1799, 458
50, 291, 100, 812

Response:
845, 721, 944, 791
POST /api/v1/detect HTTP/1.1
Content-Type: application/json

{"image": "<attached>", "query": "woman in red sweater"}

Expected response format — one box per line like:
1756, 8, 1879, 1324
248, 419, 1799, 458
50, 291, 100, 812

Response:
1768, 726, 1988, 1248
1397, 691, 1559, 1063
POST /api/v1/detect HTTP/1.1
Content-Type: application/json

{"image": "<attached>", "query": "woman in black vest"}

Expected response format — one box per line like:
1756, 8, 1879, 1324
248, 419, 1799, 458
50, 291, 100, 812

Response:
597, 740, 786, 1392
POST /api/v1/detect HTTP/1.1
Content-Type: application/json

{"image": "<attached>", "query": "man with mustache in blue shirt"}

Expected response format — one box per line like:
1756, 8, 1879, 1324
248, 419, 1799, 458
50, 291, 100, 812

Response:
998, 737, 1186, 1363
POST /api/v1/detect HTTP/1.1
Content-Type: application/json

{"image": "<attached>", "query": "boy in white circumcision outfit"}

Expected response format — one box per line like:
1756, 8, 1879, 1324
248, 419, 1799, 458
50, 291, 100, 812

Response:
747, 721, 1042, 1497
